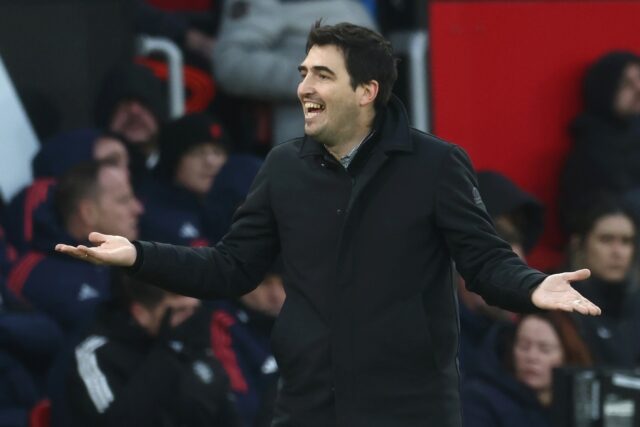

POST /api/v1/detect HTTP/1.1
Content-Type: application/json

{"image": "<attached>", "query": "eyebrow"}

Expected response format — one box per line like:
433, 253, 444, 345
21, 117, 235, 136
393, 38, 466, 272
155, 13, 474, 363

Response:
298, 65, 336, 77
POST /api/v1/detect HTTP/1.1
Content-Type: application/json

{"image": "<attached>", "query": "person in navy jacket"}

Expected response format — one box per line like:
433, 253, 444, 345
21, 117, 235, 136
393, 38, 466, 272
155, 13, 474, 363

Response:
139, 113, 238, 246
7, 161, 142, 333
3, 129, 129, 255
209, 260, 285, 427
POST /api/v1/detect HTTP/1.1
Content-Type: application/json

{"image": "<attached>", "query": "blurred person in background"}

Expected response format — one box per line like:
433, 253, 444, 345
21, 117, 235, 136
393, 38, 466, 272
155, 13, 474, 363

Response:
567, 198, 640, 367
95, 63, 168, 182
6, 161, 142, 333
462, 312, 592, 427
559, 51, 640, 233
210, 260, 285, 427
458, 171, 545, 377
3, 129, 129, 254
138, 112, 232, 246
211, 0, 376, 146
67, 274, 238, 427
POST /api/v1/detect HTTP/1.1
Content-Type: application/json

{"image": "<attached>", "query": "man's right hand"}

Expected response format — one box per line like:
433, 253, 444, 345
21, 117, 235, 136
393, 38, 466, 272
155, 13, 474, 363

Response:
55, 232, 137, 267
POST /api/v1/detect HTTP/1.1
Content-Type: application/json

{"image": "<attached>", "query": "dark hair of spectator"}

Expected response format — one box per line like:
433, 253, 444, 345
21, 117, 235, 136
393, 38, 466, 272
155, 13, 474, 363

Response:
573, 197, 637, 245
119, 274, 168, 310
506, 312, 592, 371
306, 21, 398, 110
54, 161, 103, 227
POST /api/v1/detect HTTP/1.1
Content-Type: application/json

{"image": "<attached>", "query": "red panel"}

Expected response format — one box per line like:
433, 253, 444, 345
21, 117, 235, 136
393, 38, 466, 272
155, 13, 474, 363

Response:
429, 0, 640, 269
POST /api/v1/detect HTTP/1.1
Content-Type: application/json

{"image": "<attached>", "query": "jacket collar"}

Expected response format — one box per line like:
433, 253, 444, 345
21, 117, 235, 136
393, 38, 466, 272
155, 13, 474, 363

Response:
298, 95, 414, 158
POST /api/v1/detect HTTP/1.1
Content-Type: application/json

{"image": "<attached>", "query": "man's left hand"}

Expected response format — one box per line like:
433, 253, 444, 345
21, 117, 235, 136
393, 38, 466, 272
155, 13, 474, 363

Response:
531, 269, 601, 315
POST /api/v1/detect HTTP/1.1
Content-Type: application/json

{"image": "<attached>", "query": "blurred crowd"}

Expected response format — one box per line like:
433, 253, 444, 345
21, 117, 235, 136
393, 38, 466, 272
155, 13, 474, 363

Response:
0, 1, 639, 427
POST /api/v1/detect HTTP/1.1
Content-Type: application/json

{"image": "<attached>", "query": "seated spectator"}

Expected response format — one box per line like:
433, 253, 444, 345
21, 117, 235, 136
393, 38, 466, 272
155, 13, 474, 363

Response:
458, 171, 544, 377
559, 51, 640, 233
567, 198, 640, 367
6, 161, 142, 332
462, 312, 592, 427
209, 260, 285, 427
139, 112, 236, 245
95, 63, 167, 182
66, 275, 238, 427
4, 129, 129, 254
0, 270, 62, 427
212, 0, 376, 146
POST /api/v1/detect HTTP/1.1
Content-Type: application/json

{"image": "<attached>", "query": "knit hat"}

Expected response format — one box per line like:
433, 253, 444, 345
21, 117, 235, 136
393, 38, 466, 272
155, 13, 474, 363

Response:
477, 171, 545, 253
583, 51, 640, 121
156, 113, 231, 179
94, 63, 168, 128
32, 128, 102, 178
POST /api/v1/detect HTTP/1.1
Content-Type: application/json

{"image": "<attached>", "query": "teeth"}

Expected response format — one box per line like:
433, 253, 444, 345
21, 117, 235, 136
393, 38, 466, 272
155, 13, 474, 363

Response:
304, 102, 324, 110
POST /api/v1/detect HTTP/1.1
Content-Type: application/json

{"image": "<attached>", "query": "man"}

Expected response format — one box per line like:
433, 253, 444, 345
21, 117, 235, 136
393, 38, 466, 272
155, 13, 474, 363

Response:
67, 275, 239, 427
95, 63, 167, 177
4, 129, 130, 254
58, 23, 600, 427
10, 161, 142, 331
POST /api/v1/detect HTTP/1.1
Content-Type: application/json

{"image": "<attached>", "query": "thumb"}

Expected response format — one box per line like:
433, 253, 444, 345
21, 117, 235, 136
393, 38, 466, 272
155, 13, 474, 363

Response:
562, 268, 591, 283
88, 232, 108, 245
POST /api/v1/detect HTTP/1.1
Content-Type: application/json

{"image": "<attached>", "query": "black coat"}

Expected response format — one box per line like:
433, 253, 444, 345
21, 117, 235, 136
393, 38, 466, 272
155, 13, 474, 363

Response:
129, 97, 547, 427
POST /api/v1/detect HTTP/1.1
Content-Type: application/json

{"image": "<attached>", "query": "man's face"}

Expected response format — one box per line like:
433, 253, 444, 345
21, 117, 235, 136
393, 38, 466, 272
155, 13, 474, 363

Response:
92, 167, 143, 240
175, 143, 228, 195
109, 99, 159, 146
93, 136, 130, 176
583, 214, 635, 282
297, 44, 365, 146
614, 63, 640, 118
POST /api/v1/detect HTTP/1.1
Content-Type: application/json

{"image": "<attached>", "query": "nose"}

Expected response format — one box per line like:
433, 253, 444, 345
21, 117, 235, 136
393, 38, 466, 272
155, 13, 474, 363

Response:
297, 75, 315, 99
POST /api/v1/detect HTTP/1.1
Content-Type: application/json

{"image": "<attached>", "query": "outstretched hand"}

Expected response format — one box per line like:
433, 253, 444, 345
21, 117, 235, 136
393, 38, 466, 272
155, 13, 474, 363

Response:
55, 232, 137, 267
531, 269, 601, 316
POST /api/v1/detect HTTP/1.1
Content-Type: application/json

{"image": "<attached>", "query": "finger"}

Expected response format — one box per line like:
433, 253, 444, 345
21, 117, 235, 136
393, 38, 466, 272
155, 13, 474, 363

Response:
562, 269, 591, 283
88, 232, 109, 245
77, 245, 107, 265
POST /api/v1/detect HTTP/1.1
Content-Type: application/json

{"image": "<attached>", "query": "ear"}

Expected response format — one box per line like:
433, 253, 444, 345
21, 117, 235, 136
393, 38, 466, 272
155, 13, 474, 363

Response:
77, 199, 99, 228
358, 80, 379, 108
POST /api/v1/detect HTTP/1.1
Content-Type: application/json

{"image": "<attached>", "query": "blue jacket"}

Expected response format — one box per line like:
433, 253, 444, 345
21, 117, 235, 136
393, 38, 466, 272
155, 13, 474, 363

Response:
461, 325, 553, 427
6, 185, 111, 332
0, 295, 63, 427
138, 154, 262, 246
209, 300, 279, 427
5, 129, 102, 254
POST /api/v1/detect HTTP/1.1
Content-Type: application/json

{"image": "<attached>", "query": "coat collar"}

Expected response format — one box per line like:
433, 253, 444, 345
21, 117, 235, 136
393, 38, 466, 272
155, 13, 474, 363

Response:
298, 95, 414, 158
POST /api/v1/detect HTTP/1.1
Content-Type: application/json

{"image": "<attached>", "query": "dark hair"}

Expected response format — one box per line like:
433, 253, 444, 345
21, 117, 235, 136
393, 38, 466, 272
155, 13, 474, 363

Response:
54, 160, 104, 226
120, 274, 168, 310
306, 21, 398, 110
573, 196, 637, 243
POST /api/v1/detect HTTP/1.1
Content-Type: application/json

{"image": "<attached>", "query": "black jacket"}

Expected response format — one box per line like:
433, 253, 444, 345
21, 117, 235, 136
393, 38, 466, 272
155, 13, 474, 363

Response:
66, 307, 238, 427
129, 97, 547, 427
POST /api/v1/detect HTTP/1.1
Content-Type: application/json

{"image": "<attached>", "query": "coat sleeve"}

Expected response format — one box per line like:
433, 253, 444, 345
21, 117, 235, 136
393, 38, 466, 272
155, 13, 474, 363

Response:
211, 0, 301, 100
434, 146, 547, 312
67, 336, 186, 427
128, 152, 280, 299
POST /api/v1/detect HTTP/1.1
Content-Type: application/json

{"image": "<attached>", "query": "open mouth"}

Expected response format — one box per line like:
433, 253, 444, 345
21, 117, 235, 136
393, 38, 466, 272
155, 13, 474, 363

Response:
304, 101, 325, 118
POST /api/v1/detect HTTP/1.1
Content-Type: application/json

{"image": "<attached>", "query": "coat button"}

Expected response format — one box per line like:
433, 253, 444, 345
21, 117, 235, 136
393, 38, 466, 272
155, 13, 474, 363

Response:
336, 208, 343, 215
320, 162, 327, 168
